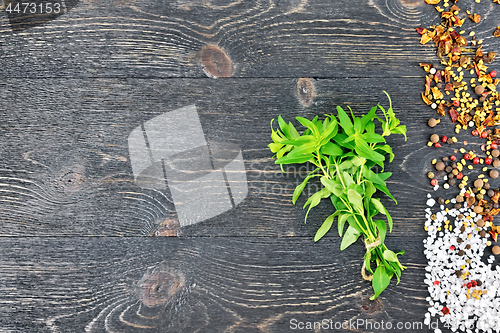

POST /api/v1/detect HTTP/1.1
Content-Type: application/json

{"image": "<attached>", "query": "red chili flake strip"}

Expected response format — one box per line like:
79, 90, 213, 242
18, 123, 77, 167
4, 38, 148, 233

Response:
449, 108, 459, 123
494, 26, 500, 38
470, 14, 481, 23
416, 27, 428, 35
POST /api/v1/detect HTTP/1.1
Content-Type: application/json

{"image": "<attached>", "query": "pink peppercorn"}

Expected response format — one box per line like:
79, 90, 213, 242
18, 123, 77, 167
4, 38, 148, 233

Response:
441, 135, 448, 143
431, 179, 438, 186
492, 143, 498, 149
485, 158, 493, 165
449, 245, 455, 250
467, 282, 472, 289
435, 142, 441, 148
450, 155, 456, 161
471, 280, 477, 287
433, 280, 440, 285
472, 129, 479, 136
473, 157, 480, 164
491, 71, 497, 78
442, 307, 450, 315
481, 131, 488, 139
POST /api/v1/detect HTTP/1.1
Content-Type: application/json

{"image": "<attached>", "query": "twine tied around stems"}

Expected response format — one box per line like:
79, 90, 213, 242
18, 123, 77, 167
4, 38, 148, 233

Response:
361, 235, 381, 281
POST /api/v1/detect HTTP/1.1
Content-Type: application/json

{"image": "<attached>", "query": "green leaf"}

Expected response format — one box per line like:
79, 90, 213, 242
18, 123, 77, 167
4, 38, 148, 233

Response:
320, 117, 338, 143
362, 166, 386, 187
355, 137, 385, 162
268, 142, 284, 153
338, 213, 350, 237
288, 122, 300, 139
277, 116, 290, 137
360, 106, 379, 129
346, 215, 363, 233
370, 265, 392, 300
374, 183, 397, 204
314, 211, 340, 242
292, 169, 321, 204
378, 172, 392, 181
362, 132, 386, 144
303, 187, 330, 223
340, 226, 361, 251
364, 181, 376, 201
338, 159, 353, 171
347, 189, 363, 214
383, 250, 399, 262
280, 135, 315, 146
353, 116, 362, 133
320, 142, 343, 156
275, 154, 314, 164
373, 219, 387, 244
321, 177, 343, 197
296, 116, 320, 137
374, 145, 395, 163
365, 121, 375, 134
341, 171, 354, 188
391, 125, 407, 141
336, 106, 354, 136
372, 198, 393, 233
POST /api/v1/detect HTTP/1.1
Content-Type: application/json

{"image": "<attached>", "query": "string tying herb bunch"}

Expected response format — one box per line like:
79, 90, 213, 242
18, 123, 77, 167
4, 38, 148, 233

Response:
269, 91, 407, 299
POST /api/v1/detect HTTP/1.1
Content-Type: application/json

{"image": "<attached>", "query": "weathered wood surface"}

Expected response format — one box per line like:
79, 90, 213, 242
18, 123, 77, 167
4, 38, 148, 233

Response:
1, 0, 500, 332
0, 237, 427, 333
0, 0, 496, 78
0, 77, 432, 237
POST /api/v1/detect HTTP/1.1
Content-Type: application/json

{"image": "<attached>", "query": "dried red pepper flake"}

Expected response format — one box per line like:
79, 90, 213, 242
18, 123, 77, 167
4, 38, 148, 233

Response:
449, 108, 459, 123
433, 280, 440, 285
470, 14, 481, 23
495, 27, 500, 38
471, 280, 478, 287
416, 27, 428, 35
467, 282, 473, 289
449, 245, 456, 250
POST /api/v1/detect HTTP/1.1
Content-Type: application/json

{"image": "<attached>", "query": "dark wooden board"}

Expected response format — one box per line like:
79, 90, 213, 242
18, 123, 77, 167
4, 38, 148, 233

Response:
0, 0, 498, 78
0, 236, 429, 333
0, 77, 455, 237
1, 0, 500, 331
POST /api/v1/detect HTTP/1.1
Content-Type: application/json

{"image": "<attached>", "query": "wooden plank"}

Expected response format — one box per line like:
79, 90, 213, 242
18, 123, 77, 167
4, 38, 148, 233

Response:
0, 236, 430, 332
0, 77, 446, 237
1, 0, 497, 78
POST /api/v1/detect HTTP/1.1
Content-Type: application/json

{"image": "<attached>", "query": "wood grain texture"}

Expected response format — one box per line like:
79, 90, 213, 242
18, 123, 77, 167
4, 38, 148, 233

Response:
1, 0, 497, 78
0, 77, 452, 237
0, 236, 428, 333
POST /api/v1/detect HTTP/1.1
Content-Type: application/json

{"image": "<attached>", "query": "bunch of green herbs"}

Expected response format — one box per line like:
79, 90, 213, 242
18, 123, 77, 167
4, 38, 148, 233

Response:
268, 92, 407, 299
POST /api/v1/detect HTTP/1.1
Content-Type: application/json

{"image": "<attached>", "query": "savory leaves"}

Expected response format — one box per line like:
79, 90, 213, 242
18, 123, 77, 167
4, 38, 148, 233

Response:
268, 91, 407, 300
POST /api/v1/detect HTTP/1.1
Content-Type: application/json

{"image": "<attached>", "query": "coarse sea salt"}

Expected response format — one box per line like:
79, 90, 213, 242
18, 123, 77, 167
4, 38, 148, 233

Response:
424, 202, 500, 332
